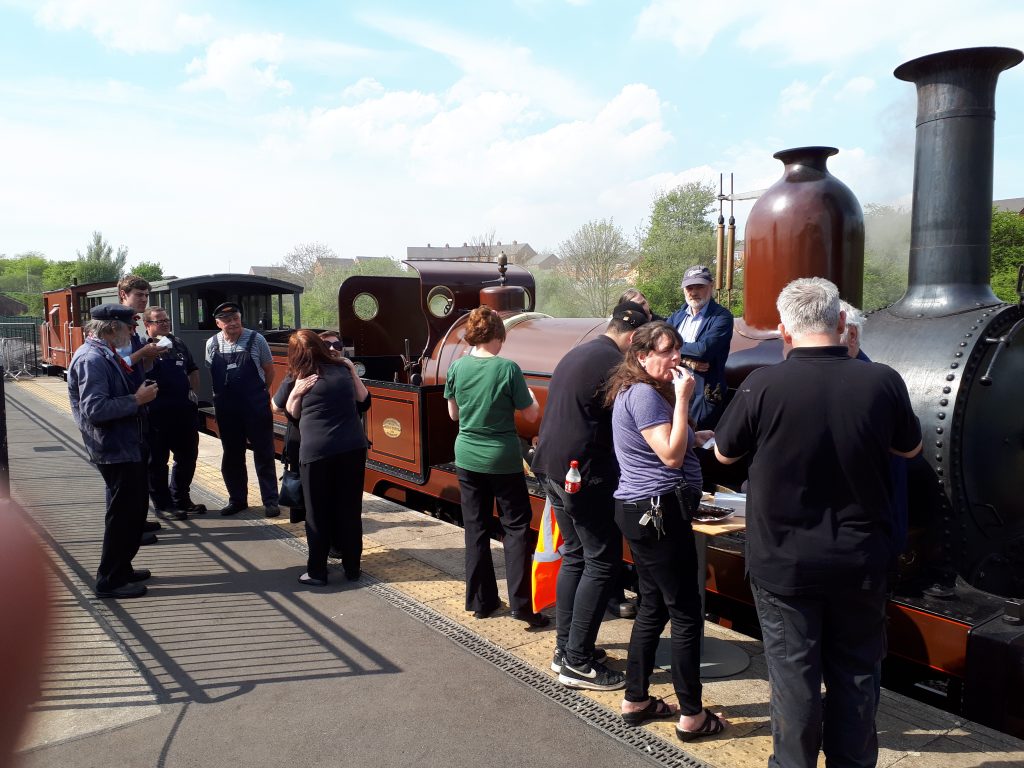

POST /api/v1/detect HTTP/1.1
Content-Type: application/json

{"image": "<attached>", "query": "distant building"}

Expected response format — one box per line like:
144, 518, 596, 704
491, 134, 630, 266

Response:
994, 197, 1024, 215
313, 257, 355, 275
0, 295, 29, 315
407, 240, 549, 267
248, 266, 303, 285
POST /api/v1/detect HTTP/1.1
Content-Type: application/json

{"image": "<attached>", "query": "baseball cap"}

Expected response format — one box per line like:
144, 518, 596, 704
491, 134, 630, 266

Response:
611, 301, 649, 329
681, 265, 713, 288
213, 302, 242, 318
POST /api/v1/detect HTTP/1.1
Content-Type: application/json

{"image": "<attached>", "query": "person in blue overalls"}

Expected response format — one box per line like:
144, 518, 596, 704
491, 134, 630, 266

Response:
144, 305, 206, 520
205, 302, 280, 518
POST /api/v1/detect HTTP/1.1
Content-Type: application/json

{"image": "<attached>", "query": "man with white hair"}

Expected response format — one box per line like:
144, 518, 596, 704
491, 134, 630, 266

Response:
713, 278, 922, 768
839, 300, 867, 360
68, 304, 160, 599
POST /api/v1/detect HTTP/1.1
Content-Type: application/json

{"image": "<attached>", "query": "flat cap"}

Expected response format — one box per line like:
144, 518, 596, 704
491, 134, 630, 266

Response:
681, 264, 713, 288
611, 300, 649, 329
213, 302, 241, 318
90, 303, 136, 323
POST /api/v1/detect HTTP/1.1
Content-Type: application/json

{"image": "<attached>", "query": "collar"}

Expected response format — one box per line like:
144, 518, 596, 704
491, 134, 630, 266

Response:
786, 346, 850, 360
685, 304, 707, 320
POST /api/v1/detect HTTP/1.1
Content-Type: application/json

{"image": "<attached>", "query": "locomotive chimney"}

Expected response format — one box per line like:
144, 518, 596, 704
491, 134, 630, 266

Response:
892, 46, 1023, 317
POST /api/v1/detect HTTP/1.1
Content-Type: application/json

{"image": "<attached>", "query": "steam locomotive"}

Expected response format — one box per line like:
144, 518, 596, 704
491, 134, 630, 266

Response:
332, 47, 1024, 737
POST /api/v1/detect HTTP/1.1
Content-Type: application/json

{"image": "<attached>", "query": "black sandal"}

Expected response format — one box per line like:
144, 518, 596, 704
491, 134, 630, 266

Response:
622, 696, 677, 727
675, 708, 726, 742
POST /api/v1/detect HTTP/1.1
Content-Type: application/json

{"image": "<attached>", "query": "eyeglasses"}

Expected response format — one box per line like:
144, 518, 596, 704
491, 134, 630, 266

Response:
146, 318, 171, 325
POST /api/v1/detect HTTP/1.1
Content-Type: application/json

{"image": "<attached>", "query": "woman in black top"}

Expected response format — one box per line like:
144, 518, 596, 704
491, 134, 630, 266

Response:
274, 330, 370, 585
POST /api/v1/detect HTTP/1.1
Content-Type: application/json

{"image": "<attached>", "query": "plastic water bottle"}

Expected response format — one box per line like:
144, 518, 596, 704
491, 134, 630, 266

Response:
564, 460, 582, 494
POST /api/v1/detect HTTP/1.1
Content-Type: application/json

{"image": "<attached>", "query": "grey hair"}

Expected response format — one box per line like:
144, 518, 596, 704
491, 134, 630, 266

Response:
85, 318, 126, 338
839, 300, 865, 345
776, 277, 841, 336
144, 305, 167, 322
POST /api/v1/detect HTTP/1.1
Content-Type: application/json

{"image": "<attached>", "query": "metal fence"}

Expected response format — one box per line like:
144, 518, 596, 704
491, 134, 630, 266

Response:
0, 316, 42, 380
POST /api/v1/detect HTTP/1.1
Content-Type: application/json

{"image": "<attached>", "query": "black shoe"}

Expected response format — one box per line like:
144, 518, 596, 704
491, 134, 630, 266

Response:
511, 610, 550, 628
178, 502, 207, 515
607, 599, 637, 620
472, 601, 500, 619
143, 520, 162, 532
551, 646, 607, 674
344, 568, 360, 582
140, 532, 158, 546
95, 582, 148, 599
289, 509, 306, 524
264, 504, 281, 518
558, 659, 625, 691
127, 568, 151, 582
328, 548, 344, 559
220, 502, 248, 516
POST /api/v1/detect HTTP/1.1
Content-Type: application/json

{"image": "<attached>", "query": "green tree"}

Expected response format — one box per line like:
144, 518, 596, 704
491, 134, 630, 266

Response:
129, 261, 164, 282
636, 181, 717, 316
43, 260, 79, 290
76, 231, 127, 284
861, 204, 911, 311
0, 252, 49, 314
532, 268, 587, 317
990, 209, 1024, 303
556, 218, 635, 316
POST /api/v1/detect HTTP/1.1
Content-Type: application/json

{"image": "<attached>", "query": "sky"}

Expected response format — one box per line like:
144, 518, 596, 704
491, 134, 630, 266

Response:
1, 0, 1023, 278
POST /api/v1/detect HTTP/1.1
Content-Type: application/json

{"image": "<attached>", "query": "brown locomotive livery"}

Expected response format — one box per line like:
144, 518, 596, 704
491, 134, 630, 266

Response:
34, 47, 1023, 736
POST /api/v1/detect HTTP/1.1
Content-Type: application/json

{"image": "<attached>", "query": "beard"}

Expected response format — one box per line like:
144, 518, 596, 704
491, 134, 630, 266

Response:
687, 294, 710, 313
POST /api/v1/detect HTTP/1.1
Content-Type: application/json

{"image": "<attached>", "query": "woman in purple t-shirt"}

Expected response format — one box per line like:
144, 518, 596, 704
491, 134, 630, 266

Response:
606, 322, 727, 741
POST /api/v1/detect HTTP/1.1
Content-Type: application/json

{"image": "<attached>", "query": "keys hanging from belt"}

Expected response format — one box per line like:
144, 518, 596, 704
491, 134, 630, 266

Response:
638, 495, 664, 539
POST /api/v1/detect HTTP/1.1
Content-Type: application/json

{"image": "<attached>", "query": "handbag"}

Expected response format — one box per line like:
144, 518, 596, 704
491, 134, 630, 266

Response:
279, 456, 304, 509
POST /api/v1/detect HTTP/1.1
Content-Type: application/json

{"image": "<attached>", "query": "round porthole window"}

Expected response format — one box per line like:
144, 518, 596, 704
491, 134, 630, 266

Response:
353, 293, 379, 321
426, 286, 455, 318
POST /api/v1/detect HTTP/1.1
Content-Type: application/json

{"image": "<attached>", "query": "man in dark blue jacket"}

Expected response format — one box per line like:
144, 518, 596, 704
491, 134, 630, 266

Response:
68, 304, 160, 599
665, 265, 734, 429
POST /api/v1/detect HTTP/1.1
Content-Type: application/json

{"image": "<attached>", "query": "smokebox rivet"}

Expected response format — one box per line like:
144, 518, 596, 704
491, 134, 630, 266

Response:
936, 441, 943, 447
946, 374, 955, 381
937, 412, 946, 419
942, 387, 951, 394
954, 352, 963, 358
950, 362, 959, 369
939, 399, 948, 406
936, 427, 944, 434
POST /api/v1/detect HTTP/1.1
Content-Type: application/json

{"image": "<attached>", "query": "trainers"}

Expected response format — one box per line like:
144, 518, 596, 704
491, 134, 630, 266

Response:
551, 646, 608, 674
558, 659, 625, 691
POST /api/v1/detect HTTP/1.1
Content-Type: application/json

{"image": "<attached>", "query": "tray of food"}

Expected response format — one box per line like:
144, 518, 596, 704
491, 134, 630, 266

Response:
693, 502, 736, 523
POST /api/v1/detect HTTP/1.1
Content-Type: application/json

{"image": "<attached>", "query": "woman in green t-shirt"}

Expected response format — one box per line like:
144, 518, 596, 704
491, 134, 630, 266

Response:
444, 306, 548, 628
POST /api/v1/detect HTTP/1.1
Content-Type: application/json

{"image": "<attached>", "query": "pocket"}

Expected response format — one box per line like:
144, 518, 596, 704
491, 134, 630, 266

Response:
614, 500, 657, 542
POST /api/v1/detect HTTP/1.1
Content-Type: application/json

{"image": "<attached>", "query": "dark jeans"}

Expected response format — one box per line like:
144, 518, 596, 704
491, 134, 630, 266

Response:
543, 477, 621, 667
456, 468, 532, 613
96, 461, 149, 591
147, 407, 199, 508
752, 579, 887, 768
300, 448, 366, 580
616, 491, 703, 714
216, 403, 278, 506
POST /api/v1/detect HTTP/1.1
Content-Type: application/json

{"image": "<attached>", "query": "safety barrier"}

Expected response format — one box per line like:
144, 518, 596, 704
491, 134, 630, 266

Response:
0, 316, 42, 380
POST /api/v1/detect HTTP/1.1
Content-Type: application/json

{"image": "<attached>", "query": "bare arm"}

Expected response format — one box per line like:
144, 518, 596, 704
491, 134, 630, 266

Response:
286, 374, 317, 419
263, 363, 275, 393
639, 371, 694, 469
519, 387, 540, 422
714, 445, 744, 465
447, 398, 459, 422
340, 358, 369, 402
891, 440, 923, 459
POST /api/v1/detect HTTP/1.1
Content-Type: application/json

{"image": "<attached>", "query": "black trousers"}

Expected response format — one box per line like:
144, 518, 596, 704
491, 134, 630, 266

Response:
96, 461, 149, 591
545, 477, 621, 667
147, 407, 199, 508
300, 448, 366, 580
616, 491, 703, 714
216, 403, 278, 506
456, 468, 532, 613
752, 579, 887, 768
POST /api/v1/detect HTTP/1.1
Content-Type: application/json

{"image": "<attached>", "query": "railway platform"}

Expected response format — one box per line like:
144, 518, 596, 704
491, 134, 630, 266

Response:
8, 376, 1024, 768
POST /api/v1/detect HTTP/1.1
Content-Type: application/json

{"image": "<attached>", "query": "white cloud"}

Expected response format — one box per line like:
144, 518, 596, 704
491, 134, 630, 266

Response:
341, 77, 385, 101
183, 33, 292, 100
778, 73, 834, 116
34, 0, 212, 53
836, 76, 875, 100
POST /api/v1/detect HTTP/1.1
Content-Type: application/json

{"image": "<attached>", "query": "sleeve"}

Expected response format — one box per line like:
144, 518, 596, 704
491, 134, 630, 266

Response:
254, 333, 273, 367
629, 385, 672, 432
713, 378, 755, 458
205, 336, 215, 367
443, 360, 457, 400
76, 357, 139, 426
679, 308, 734, 361
508, 361, 533, 410
886, 369, 922, 453
273, 376, 295, 409
356, 390, 372, 414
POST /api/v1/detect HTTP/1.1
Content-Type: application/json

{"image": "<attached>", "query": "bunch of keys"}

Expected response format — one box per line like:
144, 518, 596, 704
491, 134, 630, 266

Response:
638, 497, 665, 538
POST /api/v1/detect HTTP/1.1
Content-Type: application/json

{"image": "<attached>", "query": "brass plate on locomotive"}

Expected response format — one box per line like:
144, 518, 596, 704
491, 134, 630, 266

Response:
382, 417, 402, 439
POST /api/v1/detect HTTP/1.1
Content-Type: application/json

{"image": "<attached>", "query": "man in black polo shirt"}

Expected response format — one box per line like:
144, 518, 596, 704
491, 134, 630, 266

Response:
532, 301, 648, 691
714, 278, 921, 768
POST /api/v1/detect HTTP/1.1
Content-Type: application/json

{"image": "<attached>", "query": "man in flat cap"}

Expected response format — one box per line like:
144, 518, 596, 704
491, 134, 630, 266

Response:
68, 304, 160, 598
205, 302, 280, 517
666, 265, 734, 429
532, 300, 649, 691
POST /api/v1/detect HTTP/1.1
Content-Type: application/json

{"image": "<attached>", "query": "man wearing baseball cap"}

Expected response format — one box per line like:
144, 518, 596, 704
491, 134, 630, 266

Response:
665, 265, 734, 430
205, 301, 280, 518
68, 304, 160, 598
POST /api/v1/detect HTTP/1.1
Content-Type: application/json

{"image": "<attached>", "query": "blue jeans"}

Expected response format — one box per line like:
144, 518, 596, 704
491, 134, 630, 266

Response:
752, 579, 886, 768
543, 477, 621, 668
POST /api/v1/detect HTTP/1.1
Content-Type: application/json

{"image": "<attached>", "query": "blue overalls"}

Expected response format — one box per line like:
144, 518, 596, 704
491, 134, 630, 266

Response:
210, 331, 279, 507
146, 335, 199, 509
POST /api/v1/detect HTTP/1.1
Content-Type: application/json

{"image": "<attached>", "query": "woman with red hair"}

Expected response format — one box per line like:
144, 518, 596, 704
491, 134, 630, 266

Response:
275, 329, 370, 585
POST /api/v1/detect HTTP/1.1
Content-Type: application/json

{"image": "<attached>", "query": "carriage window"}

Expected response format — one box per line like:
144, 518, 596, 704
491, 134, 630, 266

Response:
426, 286, 455, 318
353, 292, 379, 321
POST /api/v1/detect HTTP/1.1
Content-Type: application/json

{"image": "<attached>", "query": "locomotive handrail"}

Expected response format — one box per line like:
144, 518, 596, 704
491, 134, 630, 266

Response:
979, 315, 1024, 386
